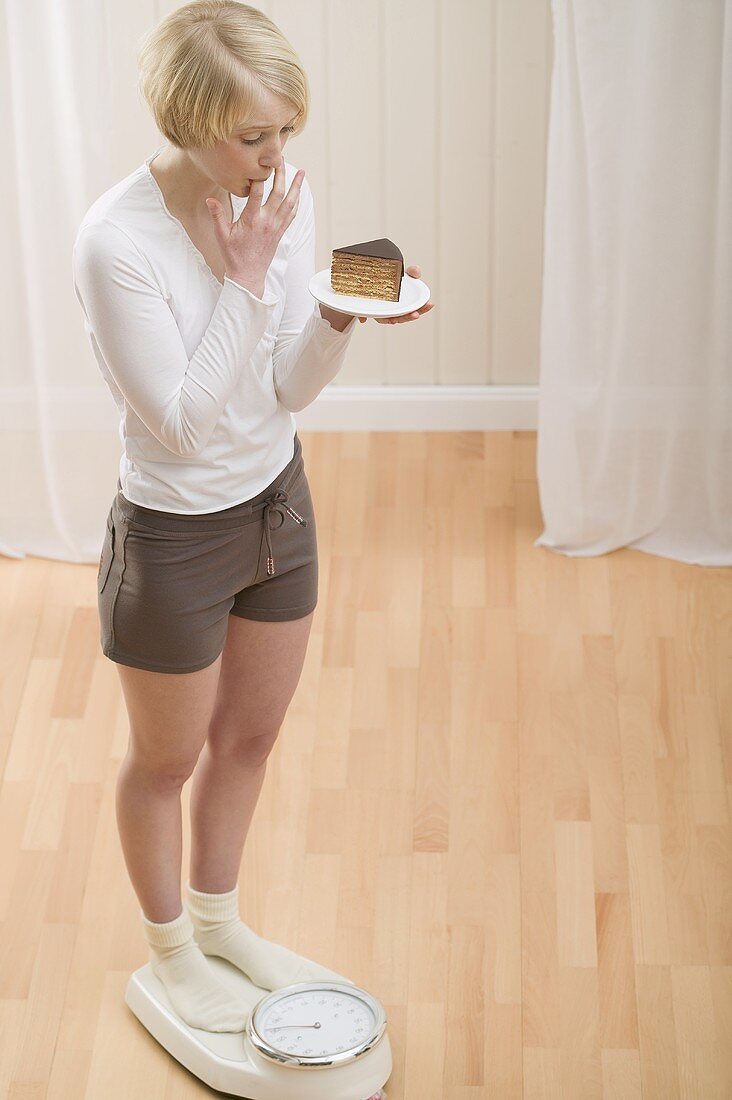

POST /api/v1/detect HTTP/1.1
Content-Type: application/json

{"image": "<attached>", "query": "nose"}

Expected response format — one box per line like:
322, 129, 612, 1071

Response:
261, 142, 288, 171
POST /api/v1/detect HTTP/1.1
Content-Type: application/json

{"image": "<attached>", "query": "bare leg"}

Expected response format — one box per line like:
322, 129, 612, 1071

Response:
114, 654, 223, 922
189, 611, 315, 892
115, 758, 189, 922
188, 749, 269, 893
112, 653, 256, 1031
184, 613, 351, 991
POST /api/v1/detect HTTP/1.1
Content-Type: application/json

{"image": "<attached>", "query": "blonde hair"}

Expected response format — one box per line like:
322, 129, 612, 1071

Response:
137, 0, 309, 149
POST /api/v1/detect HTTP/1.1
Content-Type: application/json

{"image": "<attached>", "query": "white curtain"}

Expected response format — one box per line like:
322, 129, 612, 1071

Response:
535, 0, 732, 566
2, 0, 125, 564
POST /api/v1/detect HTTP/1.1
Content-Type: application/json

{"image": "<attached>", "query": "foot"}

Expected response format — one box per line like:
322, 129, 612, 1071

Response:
185, 881, 355, 992
141, 905, 253, 1032
193, 916, 355, 991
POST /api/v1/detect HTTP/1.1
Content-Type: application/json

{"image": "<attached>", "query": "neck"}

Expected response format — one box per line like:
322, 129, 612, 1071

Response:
151, 145, 234, 220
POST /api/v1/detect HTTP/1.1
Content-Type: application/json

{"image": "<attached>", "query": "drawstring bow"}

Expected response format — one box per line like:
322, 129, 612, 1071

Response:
261, 488, 307, 575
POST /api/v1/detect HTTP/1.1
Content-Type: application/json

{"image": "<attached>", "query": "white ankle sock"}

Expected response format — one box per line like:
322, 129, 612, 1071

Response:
185, 881, 354, 992
141, 906, 251, 1032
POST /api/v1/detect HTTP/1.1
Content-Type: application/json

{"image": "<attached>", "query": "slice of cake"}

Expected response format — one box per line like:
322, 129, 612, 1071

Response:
330, 238, 404, 302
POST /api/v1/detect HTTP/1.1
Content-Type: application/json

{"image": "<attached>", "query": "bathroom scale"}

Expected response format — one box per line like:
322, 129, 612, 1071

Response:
125, 956, 391, 1099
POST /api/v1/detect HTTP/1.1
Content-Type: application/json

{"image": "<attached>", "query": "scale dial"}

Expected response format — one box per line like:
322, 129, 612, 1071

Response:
247, 981, 387, 1068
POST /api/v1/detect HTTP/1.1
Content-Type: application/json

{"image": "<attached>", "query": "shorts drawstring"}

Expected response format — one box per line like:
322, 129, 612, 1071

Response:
261, 487, 308, 575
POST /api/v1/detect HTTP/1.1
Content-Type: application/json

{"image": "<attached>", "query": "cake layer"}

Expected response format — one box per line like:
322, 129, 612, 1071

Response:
331, 255, 401, 301
330, 237, 404, 302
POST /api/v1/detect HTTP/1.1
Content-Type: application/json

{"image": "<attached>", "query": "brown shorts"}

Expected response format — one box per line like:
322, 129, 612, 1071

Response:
96, 433, 318, 674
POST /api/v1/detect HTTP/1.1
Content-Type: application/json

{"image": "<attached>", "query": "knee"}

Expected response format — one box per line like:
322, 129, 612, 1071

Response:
124, 749, 200, 790
207, 728, 281, 768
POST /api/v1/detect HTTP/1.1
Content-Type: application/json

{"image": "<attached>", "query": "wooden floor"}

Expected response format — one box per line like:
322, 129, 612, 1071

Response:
0, 431, 730, 1099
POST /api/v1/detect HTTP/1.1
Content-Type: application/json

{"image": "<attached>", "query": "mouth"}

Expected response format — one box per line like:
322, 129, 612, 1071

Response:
242, 175, 270, 193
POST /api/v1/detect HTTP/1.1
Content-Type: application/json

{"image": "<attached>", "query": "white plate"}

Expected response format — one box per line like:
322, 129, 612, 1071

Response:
308, 268, 430, 318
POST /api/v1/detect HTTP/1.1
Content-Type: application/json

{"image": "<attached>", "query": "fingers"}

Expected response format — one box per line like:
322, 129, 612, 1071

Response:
246, 177, 266, 208
276, 170, 304, 234
285, 168, 306, 207
264, 165, 304, 210
270, 161, 285, 195
205, 197, 229, 244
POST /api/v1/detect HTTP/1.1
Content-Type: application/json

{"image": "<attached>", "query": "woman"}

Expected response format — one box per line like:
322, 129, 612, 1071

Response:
73, 0, 431, 1033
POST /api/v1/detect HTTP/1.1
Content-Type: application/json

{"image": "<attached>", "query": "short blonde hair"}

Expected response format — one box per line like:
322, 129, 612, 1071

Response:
137, 0, 309, 149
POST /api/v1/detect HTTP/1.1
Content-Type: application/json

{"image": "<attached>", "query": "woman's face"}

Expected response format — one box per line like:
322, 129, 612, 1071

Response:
191, 90, 299, 199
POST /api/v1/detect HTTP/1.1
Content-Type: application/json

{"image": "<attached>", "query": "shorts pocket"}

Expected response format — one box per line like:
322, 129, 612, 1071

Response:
97, 514, 115, 594
122, 517, 210, 539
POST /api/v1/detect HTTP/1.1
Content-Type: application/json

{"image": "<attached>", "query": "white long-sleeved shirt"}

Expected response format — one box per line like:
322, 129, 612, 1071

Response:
72, 145, 356, 513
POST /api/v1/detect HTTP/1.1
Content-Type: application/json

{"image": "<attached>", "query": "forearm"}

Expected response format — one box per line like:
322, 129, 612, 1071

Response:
318, 303, 354, 332
273, 304, 357, 412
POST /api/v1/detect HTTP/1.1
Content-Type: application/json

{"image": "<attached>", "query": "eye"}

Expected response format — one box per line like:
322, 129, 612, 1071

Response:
242, 124, 296, 147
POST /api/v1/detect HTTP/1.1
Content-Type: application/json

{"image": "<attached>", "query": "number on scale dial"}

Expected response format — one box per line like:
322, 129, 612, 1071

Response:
260, 988, 375, 1056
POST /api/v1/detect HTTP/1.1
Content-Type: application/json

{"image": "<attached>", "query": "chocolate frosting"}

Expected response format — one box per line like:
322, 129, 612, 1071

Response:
333, 238, 404, 268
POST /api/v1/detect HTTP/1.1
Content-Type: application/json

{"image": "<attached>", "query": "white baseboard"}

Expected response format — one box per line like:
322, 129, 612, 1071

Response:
294, 384, 539, 431
0, 385, 538, 432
